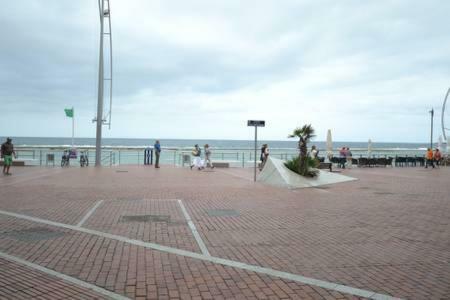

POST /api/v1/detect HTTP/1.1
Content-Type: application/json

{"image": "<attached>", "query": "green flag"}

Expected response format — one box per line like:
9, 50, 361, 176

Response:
64, 108, 74, 118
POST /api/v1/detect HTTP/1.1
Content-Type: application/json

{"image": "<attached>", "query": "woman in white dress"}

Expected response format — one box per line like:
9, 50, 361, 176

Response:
190, 144, 204, 170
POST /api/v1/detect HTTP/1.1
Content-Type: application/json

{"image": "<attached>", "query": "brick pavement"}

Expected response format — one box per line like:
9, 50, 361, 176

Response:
0, 165, 449, 299
0, 257, 109, 299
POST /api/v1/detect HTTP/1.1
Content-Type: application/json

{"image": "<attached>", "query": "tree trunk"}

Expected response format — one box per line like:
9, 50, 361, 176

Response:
298, 137, 308, 176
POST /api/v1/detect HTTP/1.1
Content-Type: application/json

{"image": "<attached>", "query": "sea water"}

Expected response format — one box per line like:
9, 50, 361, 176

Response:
0, 136, 436, 150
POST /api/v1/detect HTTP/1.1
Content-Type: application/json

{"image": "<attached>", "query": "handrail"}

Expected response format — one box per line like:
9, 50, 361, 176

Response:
12, 146, 433, 168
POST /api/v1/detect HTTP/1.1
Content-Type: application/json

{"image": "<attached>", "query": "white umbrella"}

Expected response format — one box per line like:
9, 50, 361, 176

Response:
368, 139, 373, 157
326, 129, 333, 160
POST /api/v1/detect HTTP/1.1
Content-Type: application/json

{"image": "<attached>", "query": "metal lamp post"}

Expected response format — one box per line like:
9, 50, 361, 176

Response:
247, 120, 265, 182
94, 0, 113, 166
430, 108, 434, 149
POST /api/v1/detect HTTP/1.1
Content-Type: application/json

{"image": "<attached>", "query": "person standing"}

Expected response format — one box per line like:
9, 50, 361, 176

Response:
154, 140, 161, 168
346, 147, 353, 169
260, 144, 269, 170
425, 148, 435, 169
339, 147, 347, 169
310, 145, 319, 160
1, 138, 16, 175
204, 144, 214, 169
434, 148, 442, 167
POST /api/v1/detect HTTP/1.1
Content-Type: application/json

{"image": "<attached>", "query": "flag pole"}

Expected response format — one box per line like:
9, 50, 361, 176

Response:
72, 107, 75, 148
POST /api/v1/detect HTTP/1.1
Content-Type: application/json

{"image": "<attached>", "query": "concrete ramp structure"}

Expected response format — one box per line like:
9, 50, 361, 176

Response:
257, 157, 357, 189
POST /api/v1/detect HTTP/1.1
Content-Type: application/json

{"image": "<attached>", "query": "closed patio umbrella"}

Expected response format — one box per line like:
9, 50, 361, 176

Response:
326, 129, 333, 160
368, 139, 373, 157
438, 135, 443, 151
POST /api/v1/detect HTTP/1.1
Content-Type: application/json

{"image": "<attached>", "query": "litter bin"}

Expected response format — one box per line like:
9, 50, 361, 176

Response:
182, 154, 191, 167
46, 154, 55, 166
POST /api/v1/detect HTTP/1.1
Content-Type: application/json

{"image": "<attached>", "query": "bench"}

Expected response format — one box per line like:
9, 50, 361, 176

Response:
211, 162, 229, 168
318, 162, 332, 172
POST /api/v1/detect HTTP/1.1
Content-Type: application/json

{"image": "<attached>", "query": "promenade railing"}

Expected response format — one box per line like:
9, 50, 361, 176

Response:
14, 146, 432, 168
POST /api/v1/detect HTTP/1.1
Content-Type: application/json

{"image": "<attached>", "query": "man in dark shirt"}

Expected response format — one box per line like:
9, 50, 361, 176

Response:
1, 138, 16, 175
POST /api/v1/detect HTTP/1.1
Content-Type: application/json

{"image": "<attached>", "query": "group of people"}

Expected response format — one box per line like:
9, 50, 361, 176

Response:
338, 147, 353, 168
425, 148, 442, 169
152, 141, 215, 170
190, 144, 214, 170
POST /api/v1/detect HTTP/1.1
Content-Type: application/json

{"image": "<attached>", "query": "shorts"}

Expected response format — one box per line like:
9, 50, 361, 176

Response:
3, 155, 12, 166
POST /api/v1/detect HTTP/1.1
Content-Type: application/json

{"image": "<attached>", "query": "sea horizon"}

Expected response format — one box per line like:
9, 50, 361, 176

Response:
1, 136, 444, 151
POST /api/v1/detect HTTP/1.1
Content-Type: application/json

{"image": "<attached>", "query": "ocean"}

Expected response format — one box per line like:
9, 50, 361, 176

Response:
0, 136, 436, 151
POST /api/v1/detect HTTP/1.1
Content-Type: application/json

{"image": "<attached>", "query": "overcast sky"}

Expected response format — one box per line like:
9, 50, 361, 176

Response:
1, 0, 449, 142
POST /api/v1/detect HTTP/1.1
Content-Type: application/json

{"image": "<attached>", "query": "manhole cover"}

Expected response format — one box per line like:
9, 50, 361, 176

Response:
2, 227, 66, 241
120, 215, 170, 223
206, 209, 240, 217
374, 192, 395, 195
168, 221, 188, 226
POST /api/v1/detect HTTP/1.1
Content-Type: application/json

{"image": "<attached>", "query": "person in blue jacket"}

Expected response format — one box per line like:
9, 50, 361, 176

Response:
154, 140, 161, 168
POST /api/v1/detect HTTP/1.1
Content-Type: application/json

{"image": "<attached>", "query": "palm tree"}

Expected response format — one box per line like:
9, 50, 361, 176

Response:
288, 124, 316, 176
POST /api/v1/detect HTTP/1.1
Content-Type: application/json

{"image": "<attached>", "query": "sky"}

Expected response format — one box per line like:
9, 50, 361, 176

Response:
1, 0, 450, 143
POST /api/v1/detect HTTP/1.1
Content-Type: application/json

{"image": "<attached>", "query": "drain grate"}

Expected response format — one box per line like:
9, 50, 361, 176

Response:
115, 170, 129, 173
206, 209, 240, 217
120, 215, 170, 223
168, 220, 188, 226
2, 227, 66, 241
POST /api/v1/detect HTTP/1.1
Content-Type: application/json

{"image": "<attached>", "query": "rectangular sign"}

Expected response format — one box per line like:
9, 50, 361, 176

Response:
247, 120, 265, 127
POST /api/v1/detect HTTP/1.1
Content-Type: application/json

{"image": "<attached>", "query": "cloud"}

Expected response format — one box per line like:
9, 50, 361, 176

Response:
1, 0, 450, 142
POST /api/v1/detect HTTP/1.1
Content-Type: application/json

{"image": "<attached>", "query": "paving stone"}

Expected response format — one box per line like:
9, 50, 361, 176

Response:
0, 165, 449, 299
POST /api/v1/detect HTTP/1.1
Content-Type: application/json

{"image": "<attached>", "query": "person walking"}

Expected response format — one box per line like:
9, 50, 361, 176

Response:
154, 140, 161, 168
434, 148, 442, 167
204, 144, 214, 169
1, 138, 16, 175
190, 144, 203, 170
425, 148, 435, 169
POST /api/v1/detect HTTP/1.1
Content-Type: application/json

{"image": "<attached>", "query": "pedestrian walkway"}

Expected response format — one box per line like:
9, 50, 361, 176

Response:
0, 165, 449, 299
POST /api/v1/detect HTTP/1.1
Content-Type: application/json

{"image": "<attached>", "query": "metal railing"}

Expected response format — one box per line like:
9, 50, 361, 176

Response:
14, 146, 431, 168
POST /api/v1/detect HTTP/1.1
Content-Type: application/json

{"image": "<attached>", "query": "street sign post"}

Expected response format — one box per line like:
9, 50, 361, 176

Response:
247, 120, 265, 182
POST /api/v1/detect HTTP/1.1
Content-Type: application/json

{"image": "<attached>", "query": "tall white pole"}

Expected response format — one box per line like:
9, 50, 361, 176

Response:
442, 88, 449, 141
95, 0, 104, 166
72, 106, 74, 148
430, 108, 434, 149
